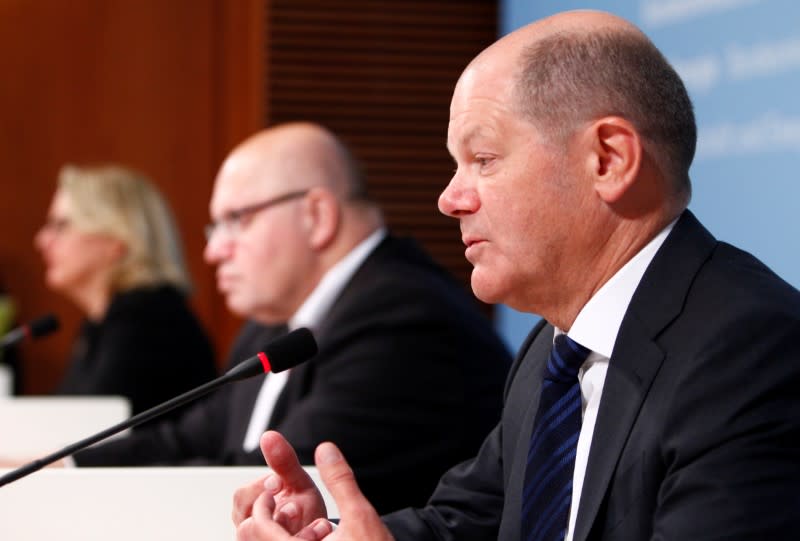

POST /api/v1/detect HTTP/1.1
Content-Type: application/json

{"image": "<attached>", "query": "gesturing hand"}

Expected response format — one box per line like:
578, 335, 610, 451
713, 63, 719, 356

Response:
233, 431, 395, 541
233, 431, 327, 536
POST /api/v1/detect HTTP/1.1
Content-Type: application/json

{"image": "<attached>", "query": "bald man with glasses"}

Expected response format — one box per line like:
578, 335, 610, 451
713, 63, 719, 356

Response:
67, 121, 512, 515
203, 189, 309, 242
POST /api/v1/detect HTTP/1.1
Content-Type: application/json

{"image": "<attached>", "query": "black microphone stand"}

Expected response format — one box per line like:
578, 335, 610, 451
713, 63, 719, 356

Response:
0, 366, 248, 487
0, 326, 316, 487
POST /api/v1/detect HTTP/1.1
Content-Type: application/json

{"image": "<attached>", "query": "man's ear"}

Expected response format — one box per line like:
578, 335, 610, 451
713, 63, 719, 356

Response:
584, 116, 642, 204
302, 187, 339, 250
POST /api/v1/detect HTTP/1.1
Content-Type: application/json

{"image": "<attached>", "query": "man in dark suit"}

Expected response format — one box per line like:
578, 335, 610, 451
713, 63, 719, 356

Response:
68, 122, 511, 515
231, 10, 800, 541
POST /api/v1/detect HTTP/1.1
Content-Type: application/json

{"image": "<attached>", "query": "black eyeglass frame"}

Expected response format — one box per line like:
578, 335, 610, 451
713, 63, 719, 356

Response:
204, 189, 309, 241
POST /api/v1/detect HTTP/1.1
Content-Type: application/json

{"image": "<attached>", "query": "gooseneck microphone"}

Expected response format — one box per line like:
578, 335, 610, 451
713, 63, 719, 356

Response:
0, 327, 317, 488
0, 314, 60, 349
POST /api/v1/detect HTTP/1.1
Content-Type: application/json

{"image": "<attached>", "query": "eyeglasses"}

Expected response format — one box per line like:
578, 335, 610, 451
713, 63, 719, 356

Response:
204, 189, 309, 241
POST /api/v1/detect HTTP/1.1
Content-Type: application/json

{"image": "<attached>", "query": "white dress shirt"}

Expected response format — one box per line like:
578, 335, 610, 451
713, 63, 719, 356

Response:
242, 228, 387, 451
562, 220, 675, 541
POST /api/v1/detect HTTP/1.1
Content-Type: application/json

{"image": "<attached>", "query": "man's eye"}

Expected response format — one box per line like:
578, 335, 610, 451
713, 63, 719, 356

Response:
226, 211, 244, 224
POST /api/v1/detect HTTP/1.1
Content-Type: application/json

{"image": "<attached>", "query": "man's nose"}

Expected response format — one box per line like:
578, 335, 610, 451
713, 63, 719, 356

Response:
438, 173, 479, 218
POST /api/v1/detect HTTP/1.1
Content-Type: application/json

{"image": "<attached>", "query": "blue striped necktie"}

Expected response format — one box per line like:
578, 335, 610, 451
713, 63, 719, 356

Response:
521, 334, 591, 541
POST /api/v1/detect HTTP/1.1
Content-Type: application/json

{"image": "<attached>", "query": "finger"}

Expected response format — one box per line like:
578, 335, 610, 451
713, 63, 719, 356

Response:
232, 474, 272, 526
236, 516, 293, 541
271, 486, 323, 534
314, 442, 369, 513
273, 500, 300, 531
294, 518, 335, 541
263, 472, 282, 496
251, 491, 275, 522
261, 431, 317, 491
237, 495, 296, 541
236, 517, 257, 541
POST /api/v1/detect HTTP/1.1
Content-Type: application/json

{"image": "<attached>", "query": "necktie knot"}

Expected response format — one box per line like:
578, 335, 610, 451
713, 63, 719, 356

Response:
546, 335, 590, 384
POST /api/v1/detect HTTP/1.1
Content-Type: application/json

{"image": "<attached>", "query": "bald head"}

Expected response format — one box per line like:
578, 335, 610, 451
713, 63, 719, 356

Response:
205, 122, 382, 323
218, 122, 367, 202
456, 9, 696, 203
475, 10, 640, 62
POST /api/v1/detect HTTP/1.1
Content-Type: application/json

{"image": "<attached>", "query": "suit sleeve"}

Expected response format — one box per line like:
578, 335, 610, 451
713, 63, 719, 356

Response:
383, 421, 507, 541
382, 319, 546, 540
650, 311, 800, 539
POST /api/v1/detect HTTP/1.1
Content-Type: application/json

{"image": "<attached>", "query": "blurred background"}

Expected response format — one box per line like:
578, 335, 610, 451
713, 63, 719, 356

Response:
0, 0, 498, 394
1, 0, 798, 394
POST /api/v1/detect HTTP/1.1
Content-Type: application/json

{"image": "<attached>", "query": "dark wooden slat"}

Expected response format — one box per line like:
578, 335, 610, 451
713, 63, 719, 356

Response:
265, 0, 497, 310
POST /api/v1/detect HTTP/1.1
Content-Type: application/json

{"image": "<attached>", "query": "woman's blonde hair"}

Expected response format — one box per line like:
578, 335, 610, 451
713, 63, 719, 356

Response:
58, 163, 191, 293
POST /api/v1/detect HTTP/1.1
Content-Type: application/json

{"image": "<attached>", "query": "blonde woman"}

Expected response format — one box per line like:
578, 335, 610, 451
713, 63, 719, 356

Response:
35, 164, 216, 416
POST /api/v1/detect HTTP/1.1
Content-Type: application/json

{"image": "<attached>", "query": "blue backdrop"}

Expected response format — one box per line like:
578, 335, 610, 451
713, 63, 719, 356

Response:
496, 0, 800, 352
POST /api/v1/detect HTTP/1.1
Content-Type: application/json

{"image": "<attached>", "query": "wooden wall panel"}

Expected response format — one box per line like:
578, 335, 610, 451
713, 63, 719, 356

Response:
0, 0, 496, 395
265, 0, 498, 297
0, 0, 263, 393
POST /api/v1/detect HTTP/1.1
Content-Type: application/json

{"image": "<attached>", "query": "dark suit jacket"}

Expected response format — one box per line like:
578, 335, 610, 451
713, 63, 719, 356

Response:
58, 284, 217, 418
74, 235, 512, 514
384, 211, 800, 539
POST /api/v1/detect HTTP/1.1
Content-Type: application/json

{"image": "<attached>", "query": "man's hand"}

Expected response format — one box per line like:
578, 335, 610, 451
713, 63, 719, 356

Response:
233, 431, 327, 535
233, 431, 395, 541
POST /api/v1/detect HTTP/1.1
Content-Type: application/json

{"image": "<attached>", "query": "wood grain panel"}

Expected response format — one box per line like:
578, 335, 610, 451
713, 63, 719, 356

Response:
0, 0, 497, 394
0, 0, 263, 392
266, 0, 498, 296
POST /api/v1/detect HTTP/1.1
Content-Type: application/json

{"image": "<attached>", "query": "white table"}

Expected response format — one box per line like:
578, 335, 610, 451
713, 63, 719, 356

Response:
0, 396, 130, 458
0, 466, 338, 541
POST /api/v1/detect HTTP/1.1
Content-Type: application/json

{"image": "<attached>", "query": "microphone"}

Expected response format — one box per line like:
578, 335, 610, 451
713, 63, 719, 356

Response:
0, 314, 59, 349
0, 327, 317, 488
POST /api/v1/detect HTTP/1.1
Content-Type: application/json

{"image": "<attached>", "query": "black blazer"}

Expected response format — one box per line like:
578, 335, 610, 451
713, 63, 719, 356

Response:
58, 284, 217, 418
75, 235, 512, 514
384, 211, 800, 540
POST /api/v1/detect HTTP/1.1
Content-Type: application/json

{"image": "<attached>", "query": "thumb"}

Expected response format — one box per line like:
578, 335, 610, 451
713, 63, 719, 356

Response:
314, 443, 395, 541
314, 442, 368, 513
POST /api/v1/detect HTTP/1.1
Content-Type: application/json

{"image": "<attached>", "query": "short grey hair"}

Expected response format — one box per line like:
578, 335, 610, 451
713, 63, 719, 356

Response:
513, 28, 696, 202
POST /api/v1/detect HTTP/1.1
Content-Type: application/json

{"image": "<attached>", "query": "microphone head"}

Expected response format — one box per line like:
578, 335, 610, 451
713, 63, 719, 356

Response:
28, 314, 59, 339
262, 327, 318, 373
223, 327, 318, 382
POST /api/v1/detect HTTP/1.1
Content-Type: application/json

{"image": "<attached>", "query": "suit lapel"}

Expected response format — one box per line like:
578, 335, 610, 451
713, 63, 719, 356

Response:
513, 323, 556, 482
572, 210, 718, 540
265, 241, 394, 427
266, 240, 402, 429
572, 318, 664, 541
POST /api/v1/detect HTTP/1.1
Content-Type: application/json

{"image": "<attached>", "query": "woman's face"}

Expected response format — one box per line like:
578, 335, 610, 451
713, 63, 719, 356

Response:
34, 189, 124, 297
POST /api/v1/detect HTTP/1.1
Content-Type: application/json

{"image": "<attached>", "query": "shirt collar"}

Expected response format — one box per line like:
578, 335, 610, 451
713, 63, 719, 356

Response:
289, 228, 387, 332
563, 219, 677, 357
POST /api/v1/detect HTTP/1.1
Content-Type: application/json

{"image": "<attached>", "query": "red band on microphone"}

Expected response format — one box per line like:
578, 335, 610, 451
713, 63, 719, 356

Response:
258, 351, 271, 373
